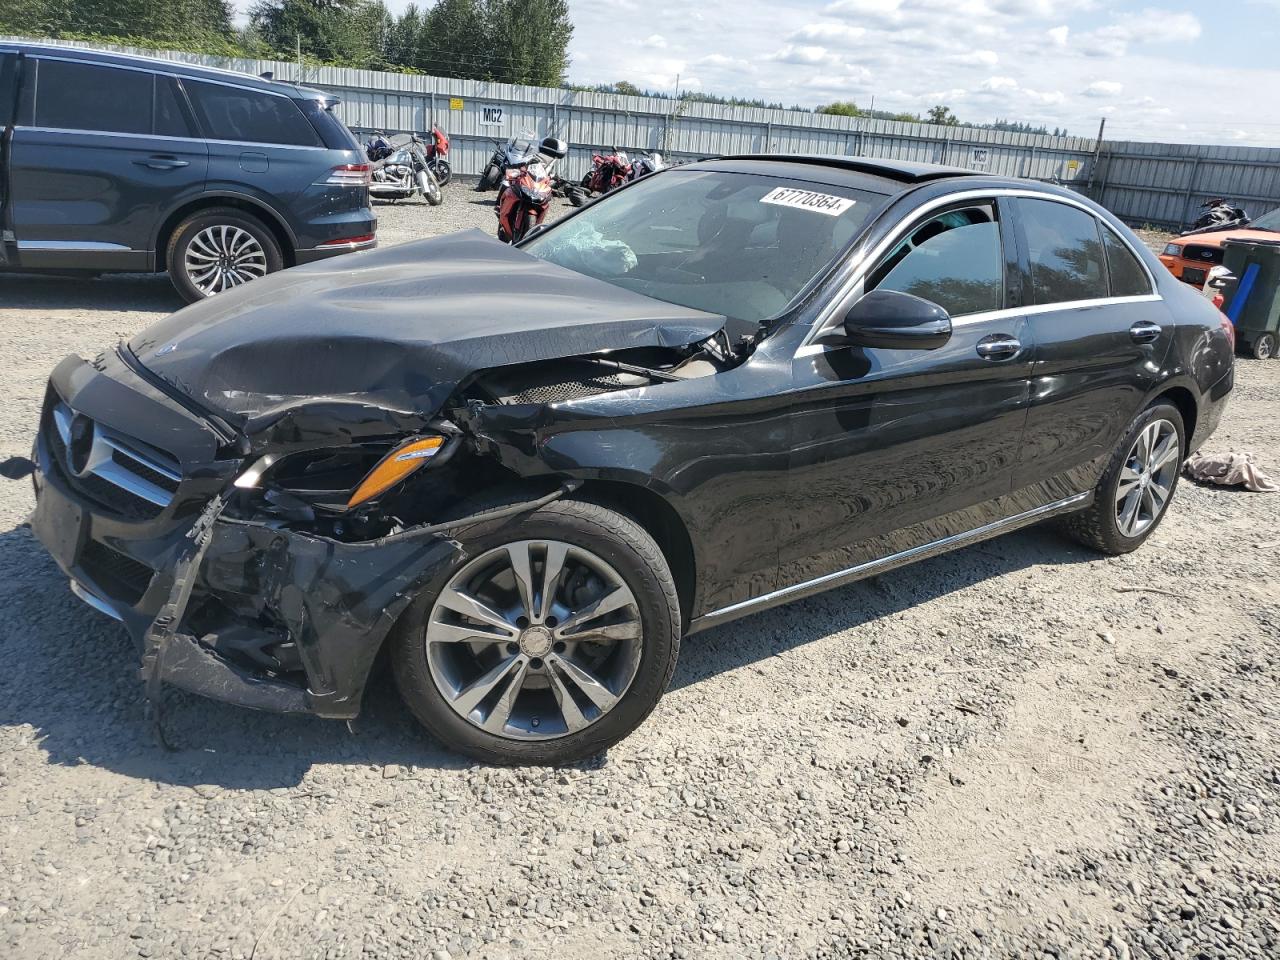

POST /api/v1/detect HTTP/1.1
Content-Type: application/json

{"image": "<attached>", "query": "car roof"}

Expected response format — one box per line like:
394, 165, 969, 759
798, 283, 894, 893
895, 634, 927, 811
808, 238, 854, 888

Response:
681, 155, 984, 196
11, 42, 329, 101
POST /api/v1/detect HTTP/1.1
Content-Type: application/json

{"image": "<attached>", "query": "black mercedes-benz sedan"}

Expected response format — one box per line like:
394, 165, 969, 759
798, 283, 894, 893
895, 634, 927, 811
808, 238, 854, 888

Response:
23, 156, 1234, 764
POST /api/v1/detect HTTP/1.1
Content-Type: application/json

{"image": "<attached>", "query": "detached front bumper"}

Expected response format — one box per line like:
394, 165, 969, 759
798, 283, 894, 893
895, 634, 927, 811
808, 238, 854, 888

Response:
29, 353, 461, 720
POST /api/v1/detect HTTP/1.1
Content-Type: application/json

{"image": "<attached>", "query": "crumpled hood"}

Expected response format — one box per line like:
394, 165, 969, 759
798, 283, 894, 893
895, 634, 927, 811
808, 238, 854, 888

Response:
129, 229, 725, 424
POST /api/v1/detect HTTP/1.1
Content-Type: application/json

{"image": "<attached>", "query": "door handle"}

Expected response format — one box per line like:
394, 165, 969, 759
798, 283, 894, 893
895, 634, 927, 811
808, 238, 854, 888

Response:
976, 334, 1021, 361
134, 156, 189, 170
1129, 320, 1163, 344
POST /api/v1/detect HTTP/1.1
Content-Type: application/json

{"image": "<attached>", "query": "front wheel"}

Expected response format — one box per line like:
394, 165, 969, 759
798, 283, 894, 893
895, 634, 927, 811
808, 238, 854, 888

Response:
428, 158, 452, 186
166, 207, 283, 303
1251, 332, 1277, 360
391, 499, 681, 765
1060, 402, 1185, 555
416, 169, 443, 206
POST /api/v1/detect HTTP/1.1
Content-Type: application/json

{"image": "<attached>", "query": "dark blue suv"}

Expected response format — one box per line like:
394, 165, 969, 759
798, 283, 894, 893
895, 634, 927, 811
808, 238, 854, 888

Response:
0, 43, 376, 302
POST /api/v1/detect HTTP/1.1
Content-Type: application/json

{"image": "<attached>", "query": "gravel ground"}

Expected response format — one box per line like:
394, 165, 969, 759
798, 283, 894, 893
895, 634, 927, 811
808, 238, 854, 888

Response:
0, 190, 1277, 960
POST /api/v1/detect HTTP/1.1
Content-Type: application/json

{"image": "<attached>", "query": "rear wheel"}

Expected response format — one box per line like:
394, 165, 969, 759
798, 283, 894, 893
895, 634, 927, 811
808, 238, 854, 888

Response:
391, 499, 680, 765
167, 207, 283, 303
428, 158, 452, 186
1251, 332, 1277, 360
1061, 402, 1185, 555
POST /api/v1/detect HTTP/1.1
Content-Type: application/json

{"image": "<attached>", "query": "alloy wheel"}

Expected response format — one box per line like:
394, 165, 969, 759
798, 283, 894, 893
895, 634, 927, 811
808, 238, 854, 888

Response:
425, 540, 643, 740
184, 225, 268, 295
1114, 418, 1180, 538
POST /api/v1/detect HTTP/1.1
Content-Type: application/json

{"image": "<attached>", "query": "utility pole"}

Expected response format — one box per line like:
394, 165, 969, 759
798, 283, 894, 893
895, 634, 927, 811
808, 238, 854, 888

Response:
1087, 116, 1107, 198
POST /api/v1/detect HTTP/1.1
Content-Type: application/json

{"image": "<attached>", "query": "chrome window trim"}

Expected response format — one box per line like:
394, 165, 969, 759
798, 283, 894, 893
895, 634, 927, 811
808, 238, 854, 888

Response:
800, 187, 1161, 350
28, 52, 288, 95
692, 491, 1090, 629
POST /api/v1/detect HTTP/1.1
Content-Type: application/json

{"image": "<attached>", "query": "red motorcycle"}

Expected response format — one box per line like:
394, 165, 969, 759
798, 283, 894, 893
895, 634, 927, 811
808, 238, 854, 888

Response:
576, 148, 632, 203
423, 126, 451, 186
495, 136, 568, 243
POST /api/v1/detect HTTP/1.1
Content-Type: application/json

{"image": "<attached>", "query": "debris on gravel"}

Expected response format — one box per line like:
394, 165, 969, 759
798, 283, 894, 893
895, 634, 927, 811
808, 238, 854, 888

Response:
0, 188, 1276, 960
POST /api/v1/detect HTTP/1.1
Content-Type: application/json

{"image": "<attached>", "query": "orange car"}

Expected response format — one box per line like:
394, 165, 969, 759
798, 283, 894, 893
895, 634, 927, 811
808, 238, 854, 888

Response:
1159, 207, 1280, 287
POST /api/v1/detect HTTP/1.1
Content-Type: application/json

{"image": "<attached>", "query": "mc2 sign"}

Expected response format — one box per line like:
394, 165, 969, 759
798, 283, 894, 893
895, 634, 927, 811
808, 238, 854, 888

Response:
480, 105, 504, 126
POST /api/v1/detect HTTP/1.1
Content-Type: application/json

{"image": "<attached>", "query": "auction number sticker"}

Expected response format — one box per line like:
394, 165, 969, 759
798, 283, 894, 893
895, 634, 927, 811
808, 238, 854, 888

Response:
760, 186, 855, 216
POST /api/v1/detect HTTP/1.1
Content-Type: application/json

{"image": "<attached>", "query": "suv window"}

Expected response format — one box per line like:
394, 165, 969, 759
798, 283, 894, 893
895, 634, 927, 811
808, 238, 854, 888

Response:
154, 75, 193, 138
184, 79, 320, 147
1101, 225, 1153, 297
34, 59, 152, 135
867, 205, 1004, 316
0, 53, 16, 128
1019, 198, 1109, 304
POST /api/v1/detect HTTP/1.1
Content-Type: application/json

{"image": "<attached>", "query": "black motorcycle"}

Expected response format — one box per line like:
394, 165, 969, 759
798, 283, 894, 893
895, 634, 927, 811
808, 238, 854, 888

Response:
364, 132, 443, 206
1181, 197, 1249, 236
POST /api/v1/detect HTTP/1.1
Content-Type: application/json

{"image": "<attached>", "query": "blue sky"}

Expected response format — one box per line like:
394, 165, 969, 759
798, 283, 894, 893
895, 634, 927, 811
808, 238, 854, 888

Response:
234, 1, 1280, 145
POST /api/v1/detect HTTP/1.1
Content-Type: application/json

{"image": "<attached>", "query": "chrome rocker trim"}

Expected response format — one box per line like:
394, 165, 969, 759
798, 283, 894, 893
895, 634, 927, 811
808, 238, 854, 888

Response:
689, 491, 1091, 633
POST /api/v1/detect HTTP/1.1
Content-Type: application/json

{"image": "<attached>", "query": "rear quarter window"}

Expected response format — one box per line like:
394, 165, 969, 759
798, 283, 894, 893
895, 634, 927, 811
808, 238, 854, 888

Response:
184, 79, 321, 147
1102, 225, 1154, 297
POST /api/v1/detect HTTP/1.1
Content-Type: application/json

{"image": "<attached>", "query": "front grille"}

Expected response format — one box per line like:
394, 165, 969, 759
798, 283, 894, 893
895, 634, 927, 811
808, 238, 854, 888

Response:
46, 400, 182, 521
1182, 244, 1223, 265
80, 540, 155, 606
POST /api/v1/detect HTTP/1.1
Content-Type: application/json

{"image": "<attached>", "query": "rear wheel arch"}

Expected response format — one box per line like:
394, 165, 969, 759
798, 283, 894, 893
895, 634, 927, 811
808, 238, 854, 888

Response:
1152, 385, 1198, 454
155, 194, 296, 271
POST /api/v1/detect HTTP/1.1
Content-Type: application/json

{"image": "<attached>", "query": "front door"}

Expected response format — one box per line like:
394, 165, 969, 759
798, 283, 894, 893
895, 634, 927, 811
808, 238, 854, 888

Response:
9, 56, 208, 271
0, 49, 19, 265
779, 198, 1035, 588
1007, 197, 1173, 502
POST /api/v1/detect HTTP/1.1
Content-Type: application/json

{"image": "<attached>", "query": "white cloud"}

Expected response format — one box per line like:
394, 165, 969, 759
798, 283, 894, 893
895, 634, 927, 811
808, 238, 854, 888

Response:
697, 53, 752, 70
640, 34, 668, 49
980, 76, 1018, 92
952, 49, 999, 66
788, 23, 868, 44
769, 44, 842, 66
1078, 10, 1201, 58
1083, 80, 1123, 98
1047, 25, 1069, 47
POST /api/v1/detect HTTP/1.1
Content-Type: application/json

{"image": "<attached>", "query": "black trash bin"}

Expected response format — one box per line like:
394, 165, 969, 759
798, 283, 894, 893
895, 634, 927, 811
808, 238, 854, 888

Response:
1222, 237, 1280, 359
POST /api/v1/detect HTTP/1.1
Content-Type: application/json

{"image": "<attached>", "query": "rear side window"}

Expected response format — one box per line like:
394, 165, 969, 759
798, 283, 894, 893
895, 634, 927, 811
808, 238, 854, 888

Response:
34, 59, 152, 135
184, 80, 321, 147
0, 53, 16, 127
154, 75, 193, 138
867, 206, 1004, 316
1018, 198, 1109, 304
1102, 225, 1153, 297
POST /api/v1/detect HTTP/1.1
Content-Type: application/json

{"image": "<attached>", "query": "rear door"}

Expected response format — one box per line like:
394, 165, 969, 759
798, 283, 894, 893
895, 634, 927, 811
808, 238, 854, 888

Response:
779, 197, 1035, 588
180, 78, 331, 243
1009, 196, 1171, 502
9, 56, 208, 271
0, 48, 19, 265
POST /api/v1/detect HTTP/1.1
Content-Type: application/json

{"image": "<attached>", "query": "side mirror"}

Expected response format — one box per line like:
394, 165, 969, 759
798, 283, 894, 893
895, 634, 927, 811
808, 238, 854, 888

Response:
822, 289, 952, 350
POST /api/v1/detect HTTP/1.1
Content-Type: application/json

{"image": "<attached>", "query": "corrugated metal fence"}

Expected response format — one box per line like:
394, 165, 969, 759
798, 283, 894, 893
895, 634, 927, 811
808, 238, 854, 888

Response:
10, 37, 1280, 231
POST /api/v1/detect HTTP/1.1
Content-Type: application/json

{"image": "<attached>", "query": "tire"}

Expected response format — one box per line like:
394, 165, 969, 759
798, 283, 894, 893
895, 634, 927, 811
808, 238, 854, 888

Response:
166, 207, 283, 304
416, 169, 443, 206
390, 499, 681, 765
567, 186, 586, 207
429, 159, 452, 186
477, 163, 501, 191
1251, 332, 1277, 360
1060, 402, 1185, 555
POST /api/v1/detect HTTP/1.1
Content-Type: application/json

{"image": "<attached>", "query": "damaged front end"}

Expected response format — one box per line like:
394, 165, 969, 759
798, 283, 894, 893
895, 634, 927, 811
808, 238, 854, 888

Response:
26, 233, 750, 728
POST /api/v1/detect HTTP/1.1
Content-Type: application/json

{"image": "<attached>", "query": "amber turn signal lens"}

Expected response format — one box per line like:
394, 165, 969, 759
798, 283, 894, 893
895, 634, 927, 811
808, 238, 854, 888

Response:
346, 436, 445, 508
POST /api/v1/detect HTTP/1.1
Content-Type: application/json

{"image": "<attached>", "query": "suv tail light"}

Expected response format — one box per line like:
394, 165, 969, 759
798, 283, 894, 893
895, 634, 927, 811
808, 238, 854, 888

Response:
322, 163, 371, 186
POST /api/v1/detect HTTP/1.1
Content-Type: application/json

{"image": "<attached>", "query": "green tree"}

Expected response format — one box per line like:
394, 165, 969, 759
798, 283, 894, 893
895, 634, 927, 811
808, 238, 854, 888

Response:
249, 0, 384, 65
926, 104, 959, 126
816, 101, 863, 118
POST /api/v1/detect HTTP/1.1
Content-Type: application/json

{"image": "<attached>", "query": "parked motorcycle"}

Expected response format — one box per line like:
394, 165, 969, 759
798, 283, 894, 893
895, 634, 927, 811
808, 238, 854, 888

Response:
495, 136, 568, 243
627, 151, 666, 182
423, 126, 452, 186
575, 148, 632, 203
364, 132, 443, 206
1181, 197, 1250, 236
